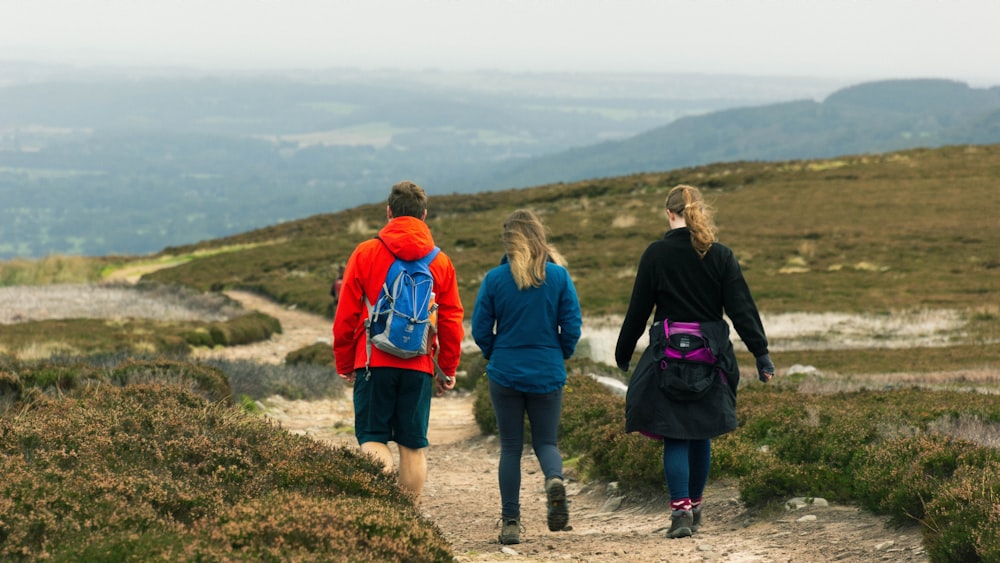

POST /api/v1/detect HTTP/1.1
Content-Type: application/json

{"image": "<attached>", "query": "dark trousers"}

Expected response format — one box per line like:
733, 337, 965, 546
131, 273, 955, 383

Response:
662, 437, 711, 502
489, 378, 564, 518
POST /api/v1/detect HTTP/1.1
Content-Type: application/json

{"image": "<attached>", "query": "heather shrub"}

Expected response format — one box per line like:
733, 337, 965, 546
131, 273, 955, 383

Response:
205, 359, 342, 401
0, 313, 281, 360
590, 429, 663, 487
711, 433, 767, 477
108, 358, 232, 403
0, 368, 21, 413
189, 492, 452, 562
204, 311, 282, 347
458, 351, 488, 392
0, 380, 450, 561
737, 456, 809, 506
767, 402, 877, 469
285, 342, 334, 366
1, 355, 233, 406
559, 374, 624, 471
468, 369, 1000, 558
472, 375, 497, 435
183, 328, 216, 347
854, 434, 959, 523
922, 460, 1000, 563
8, 359, 104, 394
854, 434, 1000, 524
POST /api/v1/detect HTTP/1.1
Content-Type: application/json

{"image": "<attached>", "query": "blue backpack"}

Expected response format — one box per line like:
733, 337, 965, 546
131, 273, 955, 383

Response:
364, 245, 440, 363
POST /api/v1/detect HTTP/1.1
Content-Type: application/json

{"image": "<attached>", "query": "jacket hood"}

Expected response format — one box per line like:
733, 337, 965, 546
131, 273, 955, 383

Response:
378, 216, 436, 260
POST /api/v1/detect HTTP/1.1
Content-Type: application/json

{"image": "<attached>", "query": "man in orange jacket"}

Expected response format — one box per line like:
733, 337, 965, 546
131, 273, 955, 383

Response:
333, 180, 464, 502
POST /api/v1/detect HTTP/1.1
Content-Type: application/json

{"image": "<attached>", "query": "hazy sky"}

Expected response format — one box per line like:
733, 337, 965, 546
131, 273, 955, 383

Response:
3, 0, 999, 85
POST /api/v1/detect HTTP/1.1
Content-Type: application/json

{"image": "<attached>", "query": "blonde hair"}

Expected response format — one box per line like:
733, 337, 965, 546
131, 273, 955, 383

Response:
502, 209, 566, 290
666, 184, 717, 258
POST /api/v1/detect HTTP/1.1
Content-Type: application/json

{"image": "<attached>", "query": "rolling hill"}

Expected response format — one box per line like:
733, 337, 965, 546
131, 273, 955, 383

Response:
2, 67, 834, 259
477, 79, 1000, 190
7, 71, 1000, 261
138, 143, 1000, 329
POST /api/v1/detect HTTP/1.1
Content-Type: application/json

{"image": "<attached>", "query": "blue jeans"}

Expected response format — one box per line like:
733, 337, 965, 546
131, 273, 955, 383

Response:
662, 438, 711, 502
489, 378, 564, 518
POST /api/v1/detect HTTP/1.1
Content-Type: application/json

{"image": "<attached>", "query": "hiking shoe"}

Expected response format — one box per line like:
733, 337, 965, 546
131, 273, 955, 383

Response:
498, 517, 521, 545
545, 477, 569, 531
691, 505, 702, 533
666, 509, 693, 539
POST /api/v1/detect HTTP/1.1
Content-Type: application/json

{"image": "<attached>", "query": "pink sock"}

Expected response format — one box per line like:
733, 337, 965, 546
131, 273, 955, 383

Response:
670, 498, 692, 512
691, 497, 702, 510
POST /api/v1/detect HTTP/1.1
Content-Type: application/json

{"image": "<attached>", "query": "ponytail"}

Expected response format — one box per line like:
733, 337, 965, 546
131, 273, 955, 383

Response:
666, 185, 717, 258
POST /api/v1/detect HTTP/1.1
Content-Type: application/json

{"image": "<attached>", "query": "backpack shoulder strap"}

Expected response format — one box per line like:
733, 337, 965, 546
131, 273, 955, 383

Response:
419, 246, 441, 267
364, 237, 397, 312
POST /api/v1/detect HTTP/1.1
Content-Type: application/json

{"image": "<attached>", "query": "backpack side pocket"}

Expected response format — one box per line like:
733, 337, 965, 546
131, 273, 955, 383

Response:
657, 360, 717, 402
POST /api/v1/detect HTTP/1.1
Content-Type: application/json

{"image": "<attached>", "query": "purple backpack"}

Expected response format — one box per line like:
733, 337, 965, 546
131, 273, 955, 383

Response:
657, 320, 720, 401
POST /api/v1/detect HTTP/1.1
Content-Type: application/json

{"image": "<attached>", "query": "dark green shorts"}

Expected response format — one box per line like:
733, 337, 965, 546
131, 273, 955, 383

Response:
353, 367, 432, 449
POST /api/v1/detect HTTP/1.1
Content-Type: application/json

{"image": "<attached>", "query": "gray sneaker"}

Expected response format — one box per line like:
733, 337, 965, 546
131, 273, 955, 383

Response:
667, 509, 693, 539
545, 477, 569, 531
691, 505, 702, 532
498, 517, 521, 545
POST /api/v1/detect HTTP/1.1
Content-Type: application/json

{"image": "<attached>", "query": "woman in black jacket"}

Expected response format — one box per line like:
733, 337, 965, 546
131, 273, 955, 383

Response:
615, 184, 775, 539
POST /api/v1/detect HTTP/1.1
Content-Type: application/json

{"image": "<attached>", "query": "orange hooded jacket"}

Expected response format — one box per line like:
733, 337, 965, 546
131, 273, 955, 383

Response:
333, 216, 464, 377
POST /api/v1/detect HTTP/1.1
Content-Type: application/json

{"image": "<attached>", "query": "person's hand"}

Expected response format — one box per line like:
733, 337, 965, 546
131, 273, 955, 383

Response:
338, 372, 355, 383
435, 373, 456, 397
617, 361, 630, 373
756, 354, 775, 383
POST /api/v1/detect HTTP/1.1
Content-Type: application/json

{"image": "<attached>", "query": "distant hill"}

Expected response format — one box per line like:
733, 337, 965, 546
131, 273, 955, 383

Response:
0, 66, 842, 260
476, 79, 1000, 190
3, 70, 999, 260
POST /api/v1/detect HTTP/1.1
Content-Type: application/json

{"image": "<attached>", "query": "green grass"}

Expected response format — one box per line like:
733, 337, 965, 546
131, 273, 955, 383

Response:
0, 254, 113, 285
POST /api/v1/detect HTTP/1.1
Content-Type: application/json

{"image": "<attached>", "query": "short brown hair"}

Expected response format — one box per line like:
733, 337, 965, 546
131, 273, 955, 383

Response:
387, 181, 428, 218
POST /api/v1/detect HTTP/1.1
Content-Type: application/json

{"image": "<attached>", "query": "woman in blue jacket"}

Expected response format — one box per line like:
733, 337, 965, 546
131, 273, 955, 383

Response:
472, 208, 582, 545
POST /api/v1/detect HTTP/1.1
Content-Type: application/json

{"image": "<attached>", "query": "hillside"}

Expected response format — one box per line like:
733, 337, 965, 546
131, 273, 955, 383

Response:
3, 144, 998, 561
0, 66, 838, 259
128, 142, 1000, 377
7, 73, 1000, 261
479, 79, 1000, 189
141, 143, 999, 316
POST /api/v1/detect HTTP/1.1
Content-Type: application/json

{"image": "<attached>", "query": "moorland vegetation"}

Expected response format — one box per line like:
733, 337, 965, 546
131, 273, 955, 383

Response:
1, 144, 998, 560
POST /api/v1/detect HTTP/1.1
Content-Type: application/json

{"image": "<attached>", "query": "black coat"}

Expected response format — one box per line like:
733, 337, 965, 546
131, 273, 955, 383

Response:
617, 228, 769, 440
625, 319, 739, 439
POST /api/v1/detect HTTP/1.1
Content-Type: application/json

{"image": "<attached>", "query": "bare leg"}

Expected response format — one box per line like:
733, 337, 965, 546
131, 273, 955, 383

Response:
360, 441, 395, 474
398, 445, 427, 502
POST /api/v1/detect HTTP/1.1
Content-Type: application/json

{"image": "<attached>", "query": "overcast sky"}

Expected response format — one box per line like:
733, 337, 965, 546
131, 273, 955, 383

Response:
3, 0, 999, 86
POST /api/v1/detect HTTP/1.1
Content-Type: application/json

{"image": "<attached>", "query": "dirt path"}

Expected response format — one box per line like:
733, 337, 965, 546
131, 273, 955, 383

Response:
218, 291, 929, 563
191, 290, 335, 364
